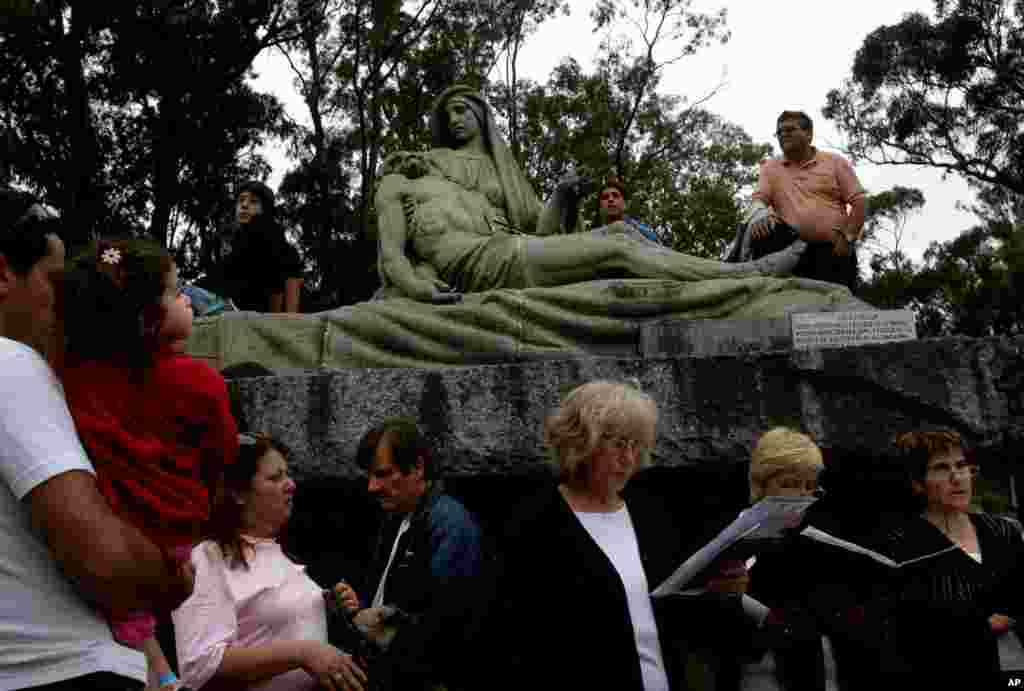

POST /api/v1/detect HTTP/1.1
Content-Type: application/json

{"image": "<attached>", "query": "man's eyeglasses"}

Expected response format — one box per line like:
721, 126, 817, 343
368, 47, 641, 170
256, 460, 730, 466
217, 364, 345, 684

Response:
926, 460, 979, 480
775, 126, 804, 138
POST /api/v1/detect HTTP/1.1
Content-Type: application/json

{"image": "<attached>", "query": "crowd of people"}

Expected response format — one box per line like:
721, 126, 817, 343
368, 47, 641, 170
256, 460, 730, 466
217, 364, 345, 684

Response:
0, 93, 1015, 691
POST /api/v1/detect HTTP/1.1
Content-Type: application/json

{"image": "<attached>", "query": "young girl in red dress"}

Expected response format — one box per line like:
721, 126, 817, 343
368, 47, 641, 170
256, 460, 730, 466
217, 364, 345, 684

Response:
60, 238, 239, 690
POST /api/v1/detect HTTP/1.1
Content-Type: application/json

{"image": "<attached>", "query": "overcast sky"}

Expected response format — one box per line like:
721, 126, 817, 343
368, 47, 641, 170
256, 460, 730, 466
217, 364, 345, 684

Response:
249, 0, 978, 264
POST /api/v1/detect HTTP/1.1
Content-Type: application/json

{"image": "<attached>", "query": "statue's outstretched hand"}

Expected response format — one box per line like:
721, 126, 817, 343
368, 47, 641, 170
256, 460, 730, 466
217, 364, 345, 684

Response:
407, 276, 462, 304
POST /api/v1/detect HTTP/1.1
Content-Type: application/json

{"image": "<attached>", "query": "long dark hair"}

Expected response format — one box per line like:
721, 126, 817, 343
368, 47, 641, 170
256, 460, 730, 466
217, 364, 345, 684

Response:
63, 238, 174, 370
234, 180, 279, 237
237, 180, 276, 221
208, 433, 291, 570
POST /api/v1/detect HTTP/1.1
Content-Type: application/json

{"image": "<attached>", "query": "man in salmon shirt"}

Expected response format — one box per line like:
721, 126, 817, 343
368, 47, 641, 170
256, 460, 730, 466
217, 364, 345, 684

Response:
746, 110, 866, 291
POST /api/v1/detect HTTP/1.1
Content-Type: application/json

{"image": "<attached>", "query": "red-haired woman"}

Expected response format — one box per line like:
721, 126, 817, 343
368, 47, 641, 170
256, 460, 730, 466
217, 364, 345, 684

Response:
874, 430, 1024, 685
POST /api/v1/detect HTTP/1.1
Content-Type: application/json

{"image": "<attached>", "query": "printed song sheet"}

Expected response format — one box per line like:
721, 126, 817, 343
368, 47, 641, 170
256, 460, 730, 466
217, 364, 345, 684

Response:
652, 495, 816, 597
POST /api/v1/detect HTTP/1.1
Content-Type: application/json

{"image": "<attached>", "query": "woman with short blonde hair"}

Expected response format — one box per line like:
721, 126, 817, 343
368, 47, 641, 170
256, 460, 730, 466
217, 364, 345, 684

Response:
749, 427, 824, 503
741, 428, 834, 690
544, 379, 657, 488
492, 379, 744, 690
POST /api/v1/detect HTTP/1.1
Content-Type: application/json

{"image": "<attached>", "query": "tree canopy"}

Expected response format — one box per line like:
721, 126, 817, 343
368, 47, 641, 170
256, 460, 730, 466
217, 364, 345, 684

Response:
824, 0, 1024, 196
0, 1, 300, 260
829, 1, 1024, 337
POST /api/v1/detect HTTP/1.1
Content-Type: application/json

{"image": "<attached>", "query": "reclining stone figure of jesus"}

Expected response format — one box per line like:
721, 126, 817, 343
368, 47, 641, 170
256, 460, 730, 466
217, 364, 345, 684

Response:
374, 85, 808, 304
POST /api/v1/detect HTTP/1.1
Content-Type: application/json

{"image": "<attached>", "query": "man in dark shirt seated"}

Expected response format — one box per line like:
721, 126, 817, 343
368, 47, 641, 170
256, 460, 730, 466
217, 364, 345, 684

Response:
595, 176, 661, 244
203, 180, 304, 313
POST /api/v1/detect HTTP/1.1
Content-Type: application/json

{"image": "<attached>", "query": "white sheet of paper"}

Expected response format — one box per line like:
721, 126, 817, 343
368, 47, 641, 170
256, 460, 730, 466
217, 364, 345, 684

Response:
651, 495, 816, 597
799, 525, 959, 568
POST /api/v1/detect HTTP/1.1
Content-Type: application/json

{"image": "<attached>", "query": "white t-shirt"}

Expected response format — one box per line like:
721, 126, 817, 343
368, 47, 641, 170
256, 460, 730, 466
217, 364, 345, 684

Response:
0, 337, 145, 690
575, 505, 670, 691
372, 516, 411, 608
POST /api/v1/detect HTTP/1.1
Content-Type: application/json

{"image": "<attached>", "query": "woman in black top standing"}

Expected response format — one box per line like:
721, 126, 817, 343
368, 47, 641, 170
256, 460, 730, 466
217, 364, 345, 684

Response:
875, 430, 1023, 684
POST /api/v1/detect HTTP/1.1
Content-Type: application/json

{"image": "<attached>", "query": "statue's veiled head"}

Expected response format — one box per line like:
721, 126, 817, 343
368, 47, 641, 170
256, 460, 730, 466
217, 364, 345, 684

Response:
425, 85, 542, 234
431, 86, 491, 151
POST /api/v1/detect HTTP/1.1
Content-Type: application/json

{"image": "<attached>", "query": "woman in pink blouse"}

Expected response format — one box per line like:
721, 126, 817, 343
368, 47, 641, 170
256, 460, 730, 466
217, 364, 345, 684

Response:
173, 434, 366, 691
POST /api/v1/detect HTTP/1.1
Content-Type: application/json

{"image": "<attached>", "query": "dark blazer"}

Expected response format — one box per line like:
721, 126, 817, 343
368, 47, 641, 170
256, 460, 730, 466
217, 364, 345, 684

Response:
487, 483, 742, 691
784, 509, 1021, 689
361, 483, 482, 615
874, 513, 1023, 685
358, 482, 483, 691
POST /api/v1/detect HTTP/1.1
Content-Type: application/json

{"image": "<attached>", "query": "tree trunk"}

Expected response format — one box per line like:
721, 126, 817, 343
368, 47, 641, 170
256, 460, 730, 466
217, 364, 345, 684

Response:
300, 2, 333, 301
60, 2, 99, 246
149, 98, 179, 245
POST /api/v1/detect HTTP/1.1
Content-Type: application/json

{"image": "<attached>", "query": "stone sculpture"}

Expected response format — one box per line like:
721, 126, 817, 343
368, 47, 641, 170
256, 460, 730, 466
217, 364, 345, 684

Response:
186, 86, 872, 371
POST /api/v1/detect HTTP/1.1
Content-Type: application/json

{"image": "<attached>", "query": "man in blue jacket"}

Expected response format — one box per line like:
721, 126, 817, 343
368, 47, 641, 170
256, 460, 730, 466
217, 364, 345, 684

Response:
340, 418, 483, 690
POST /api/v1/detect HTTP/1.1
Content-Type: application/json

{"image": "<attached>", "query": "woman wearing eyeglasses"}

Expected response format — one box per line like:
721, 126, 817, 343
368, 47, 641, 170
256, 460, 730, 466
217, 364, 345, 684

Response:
734, 428, 837, 691
485, 380, 746, 691
876, 430, 1024, 685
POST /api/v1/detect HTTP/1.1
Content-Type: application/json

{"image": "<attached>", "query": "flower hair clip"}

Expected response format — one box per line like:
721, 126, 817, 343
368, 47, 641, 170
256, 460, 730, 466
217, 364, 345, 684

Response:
95, 241, 128, 290
100, 247, 122, 265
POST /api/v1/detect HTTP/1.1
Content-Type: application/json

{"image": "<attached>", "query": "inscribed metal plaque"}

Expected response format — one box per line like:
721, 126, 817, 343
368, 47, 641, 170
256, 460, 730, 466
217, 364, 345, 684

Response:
791, 310, 916, 350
